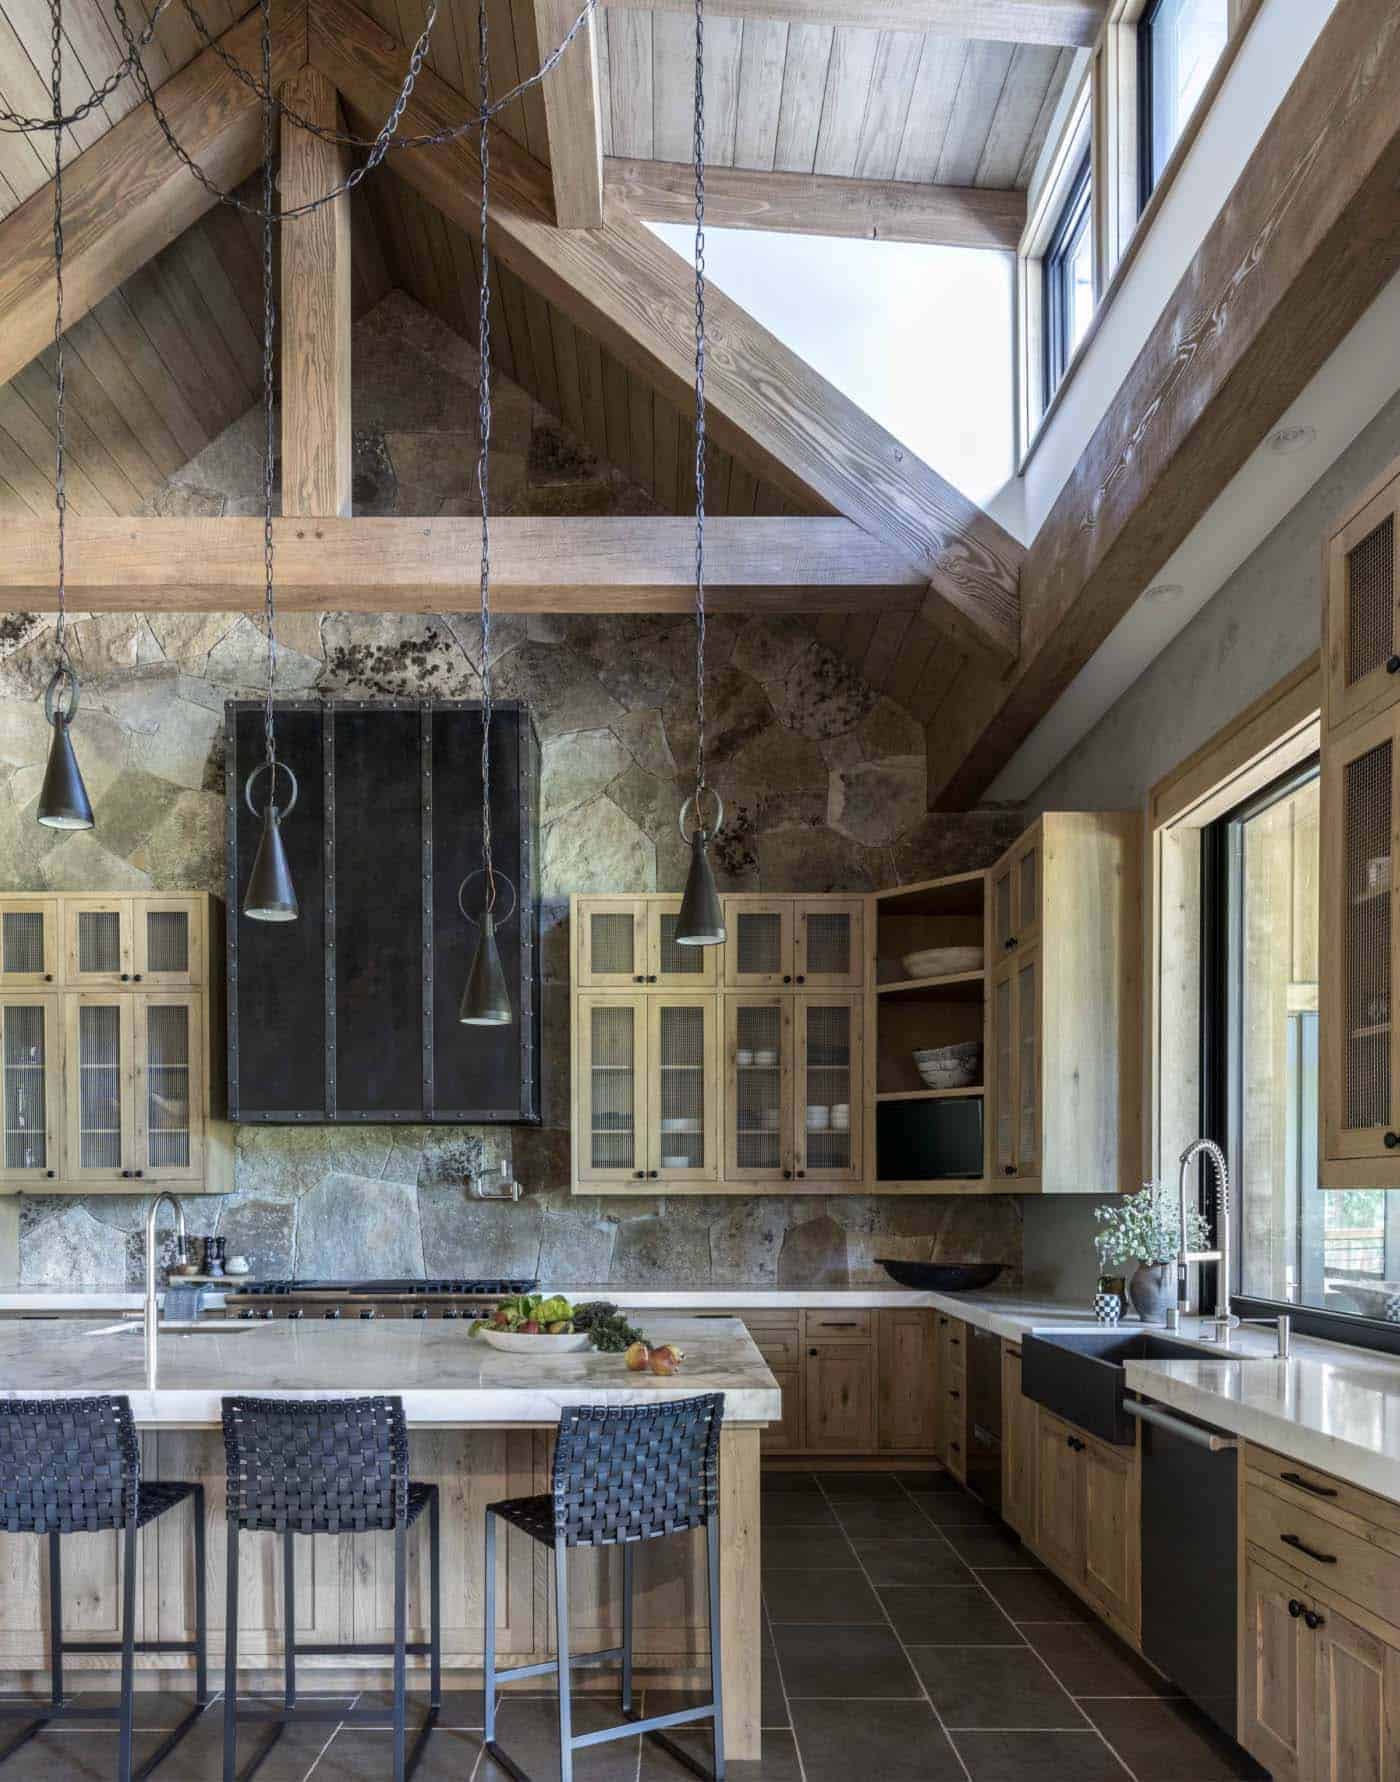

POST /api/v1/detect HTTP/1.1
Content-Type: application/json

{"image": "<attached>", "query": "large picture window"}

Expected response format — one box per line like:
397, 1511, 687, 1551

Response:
1042, 149, 1093, 406
1139, 0, 1229, 204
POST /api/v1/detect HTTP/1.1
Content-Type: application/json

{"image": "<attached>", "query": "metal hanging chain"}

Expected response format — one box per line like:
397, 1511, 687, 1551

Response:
476, 0, 495, 917
50, 0, 68, 673
0, 0, 170, 133
691, 0, 708, 818
258, 0, 278, 779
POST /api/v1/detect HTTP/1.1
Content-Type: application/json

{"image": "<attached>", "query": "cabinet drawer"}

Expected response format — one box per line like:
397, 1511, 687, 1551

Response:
804, 1310, 871, 1341
936, 1314, 966, 1376
1248, 1446, 1400, 1544
753, 1336, 801, 1370
1246, 1479, 1400, 1634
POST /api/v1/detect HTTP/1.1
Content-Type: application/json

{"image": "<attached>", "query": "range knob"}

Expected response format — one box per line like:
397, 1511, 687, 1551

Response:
443, 1310, 461, 1321
259, 1309, 274, 1321
287, 1309, 304, 1320
359, 1307, 376, 1320
324, 1308, 341, 1320
413, 1309, 429, 1320
238, 1310, 254, 1321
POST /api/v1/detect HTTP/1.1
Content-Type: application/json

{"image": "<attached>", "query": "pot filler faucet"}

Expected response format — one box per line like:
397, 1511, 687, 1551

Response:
1165, 1139, 1232, 1339
144, 1192, 187, 1390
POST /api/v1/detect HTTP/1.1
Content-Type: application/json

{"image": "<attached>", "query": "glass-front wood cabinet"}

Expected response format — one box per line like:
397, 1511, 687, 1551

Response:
575, 992, 719, 1186
64, 995, 135, 1186
724, 897, 863, 989
133, 994, 202, 1181
0, 900, 58, 986
796, 994, 861, 1184
1325, 470, 1400, 735
575, 896, 717, 988
0, 994, 60, 1185
725, 995, 792, 1183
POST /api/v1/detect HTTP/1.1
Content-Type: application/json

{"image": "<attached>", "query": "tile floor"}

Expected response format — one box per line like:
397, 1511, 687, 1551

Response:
0, 1470, 1270, 1781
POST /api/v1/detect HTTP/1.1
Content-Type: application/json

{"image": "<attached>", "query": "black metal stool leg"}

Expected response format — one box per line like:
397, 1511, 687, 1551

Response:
483, 1510, 497, 1748
555, 1543, 572, 1782
192, 1486, 209, 1708
118, 1515, 138, 1782
222, 1520, 239, 1782
429, 1488, 442, 1713
392, 1521, 407, 1782
48, 1532, 63, 1711
281, 1531, 296, 1712
706, 1515, 725, 1782
620, 1543, 634, 1716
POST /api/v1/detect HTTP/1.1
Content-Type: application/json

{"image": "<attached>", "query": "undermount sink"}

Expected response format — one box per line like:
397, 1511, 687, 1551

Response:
1020, 1329, 1229, 1445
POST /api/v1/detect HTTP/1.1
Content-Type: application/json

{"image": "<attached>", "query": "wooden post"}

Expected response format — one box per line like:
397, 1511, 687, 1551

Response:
718, 1425, 761, 1760
534, 0, 604, 228
279, 67, 353, 517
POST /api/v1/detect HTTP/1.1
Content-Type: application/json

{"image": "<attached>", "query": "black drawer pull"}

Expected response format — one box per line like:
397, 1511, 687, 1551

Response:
1281, 1471, 1338, 1499
1280, 1532, 1337, 1565
949, 1389, 960, 1400
1288, 1599, 1303, 1619
1303, 1608, 1325, 1631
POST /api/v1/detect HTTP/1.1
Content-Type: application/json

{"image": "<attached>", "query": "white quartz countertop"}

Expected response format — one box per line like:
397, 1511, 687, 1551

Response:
0, 1314, 780, 1426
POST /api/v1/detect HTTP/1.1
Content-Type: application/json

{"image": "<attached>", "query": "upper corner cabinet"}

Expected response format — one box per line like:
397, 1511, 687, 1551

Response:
1325, 470, 1400, 735
225, 701, 540, 1124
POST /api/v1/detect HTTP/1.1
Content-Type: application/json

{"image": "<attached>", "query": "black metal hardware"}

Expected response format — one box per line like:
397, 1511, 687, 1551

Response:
288, 1310, 303, 1320
120, 1170, 131, 1179
1280, 1471, 1338, 1498
795, 974, 805, 984
782, 1169, 792, 1180
821, 1322, 859, 1329
1387, 655, 1400, 674
45, 1170, 53, 1178
633, 1171, 645, 1180
795, 1169, 805, 1178
647, 975, 657, 983
359, 1308, 376, 1320
808, 1349, 818, 1358
133, 1170, 142, 1179
1288, 1599, 1303, 1619
782, 975, 791, 984
1280, 1532, 1337, 1564
1005, 937, 1016, 949
949, 1389, 960, 1400
1066, 1435, 1085, 1452
133, 973, 142, 982
1004, 1165, 1017, 1176
648, 1170, 659, 1178
1385, 1132, 1400, 1150
414, 1309, 429, 1320
1303, 1609, 1325, 1631
120, 973, 129, 982
634, 975, 644, 983
43, 973, 52, 982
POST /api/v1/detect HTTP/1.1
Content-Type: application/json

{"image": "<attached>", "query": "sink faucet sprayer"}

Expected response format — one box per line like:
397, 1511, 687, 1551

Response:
1165, 1140, 1232, 1337
144, 1192, 187, 1390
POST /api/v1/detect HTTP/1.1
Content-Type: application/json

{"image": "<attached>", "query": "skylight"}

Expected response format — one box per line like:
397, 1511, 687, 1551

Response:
649, 222, 1016, 511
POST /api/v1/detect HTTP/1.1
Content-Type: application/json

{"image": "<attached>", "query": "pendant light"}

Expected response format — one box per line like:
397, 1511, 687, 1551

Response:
459, 0, 514, 1026
242, 0, 298, 924
36, 0, 93, 833
675, 0, 725, 948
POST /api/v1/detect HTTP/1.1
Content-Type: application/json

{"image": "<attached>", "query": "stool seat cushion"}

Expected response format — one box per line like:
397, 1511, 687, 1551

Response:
135, 1479, 200, 1528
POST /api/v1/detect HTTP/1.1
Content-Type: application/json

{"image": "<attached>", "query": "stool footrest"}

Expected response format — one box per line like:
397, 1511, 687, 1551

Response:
492, 1646, 624, 1684
289, 1642, 433, 1658
59, 1639, 198, 1655
576, 1703, 716, 1750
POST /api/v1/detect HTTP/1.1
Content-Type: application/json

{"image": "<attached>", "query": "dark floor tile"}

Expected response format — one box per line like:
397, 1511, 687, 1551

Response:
851, 1538, 971, 1587
814, 1471, 904, 1497
763, 1569, 884, 1624
640, 1726, 799, 1780
943, 1524, 1045, 1568
1082, 1697, 1269, 1780
760, 1472, 823, 1495
0, 1690, 213, 1730
1023, 1623, 1177, 1698
791, 1698, 963, 1781
478, 1696, 641, 1782
345, 1687, 483, 1727
831, 1500, 939, 1538
59, 1708, 345, 1782
761, 1495, 840, 1530
879, 1585, 1022, 1645
308, 1725, 485, 1781
951, 1729, 1129, 1780
894, 1469, 963, 1493
979, 1569, 1094, 1623
910, 1647, 1088, 1730
771, 1623, 920, 1699
762, 1530, 858, 1571
913, 1491, 1002, 1529
761, 1614, 788, 1728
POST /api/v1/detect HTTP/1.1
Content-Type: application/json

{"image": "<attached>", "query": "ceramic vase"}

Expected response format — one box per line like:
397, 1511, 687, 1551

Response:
1127, 1260, 1172, 1323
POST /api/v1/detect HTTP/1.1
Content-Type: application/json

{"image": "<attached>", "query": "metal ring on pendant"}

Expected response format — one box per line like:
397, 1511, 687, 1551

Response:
43, 662, 81, 727
457, 868, 518, 931
678, 785, 724, 842
243, 758, 299, 820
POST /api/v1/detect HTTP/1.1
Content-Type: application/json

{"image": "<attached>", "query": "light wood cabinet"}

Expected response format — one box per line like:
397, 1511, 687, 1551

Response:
0, 993, 61, 1186
1324, 467, 1400, 737
574, 895, 718, 989
1311, 1600, 1400, 1782
877, 1309, 938, 1452
1001, 1343, 1038, 1542
1242, 1551, 1313, 1782
804, 1342, 876, 1452
1031, 1404, 1140, 1638
0, 899, 58, 986
724, 897, 863, 990
1034, 1409, 1086, 1580
574, 992, 720, 1187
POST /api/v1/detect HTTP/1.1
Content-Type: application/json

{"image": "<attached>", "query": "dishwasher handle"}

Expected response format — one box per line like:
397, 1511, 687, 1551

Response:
1124, 1398, 1238, 1453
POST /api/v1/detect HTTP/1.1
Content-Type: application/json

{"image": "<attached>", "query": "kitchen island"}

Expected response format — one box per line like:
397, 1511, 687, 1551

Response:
0, 1314, 776, 1757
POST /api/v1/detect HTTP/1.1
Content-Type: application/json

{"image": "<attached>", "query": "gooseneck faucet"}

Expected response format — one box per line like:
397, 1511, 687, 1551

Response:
144, 1192, 187, 1390
1165, 1139, 1232, 1336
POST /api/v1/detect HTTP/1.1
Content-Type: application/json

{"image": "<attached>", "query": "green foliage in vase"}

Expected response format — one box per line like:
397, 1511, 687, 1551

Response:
1094, 1183, 1211, 1269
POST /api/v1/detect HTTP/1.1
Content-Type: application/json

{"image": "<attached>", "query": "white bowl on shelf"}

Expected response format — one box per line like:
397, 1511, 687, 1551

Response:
661, 1153, 692, 1169
660, 1117, 702, 1134
479, 1329, 593, 1354
901, 946, 984, 981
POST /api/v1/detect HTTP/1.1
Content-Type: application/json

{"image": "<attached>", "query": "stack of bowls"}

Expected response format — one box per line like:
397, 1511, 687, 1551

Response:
913, 1040, 981, 1090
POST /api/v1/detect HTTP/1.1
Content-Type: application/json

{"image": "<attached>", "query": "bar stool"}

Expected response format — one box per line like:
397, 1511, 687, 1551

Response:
220, 1395, 441, 1782
484, 1393, 725, 1782
0, 1395, 208, 1782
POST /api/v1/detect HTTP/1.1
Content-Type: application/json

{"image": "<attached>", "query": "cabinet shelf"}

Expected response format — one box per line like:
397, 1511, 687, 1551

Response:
877, 1086, 984, 1102
1350, 1023, 1391, 1039
877, 971, 985, 997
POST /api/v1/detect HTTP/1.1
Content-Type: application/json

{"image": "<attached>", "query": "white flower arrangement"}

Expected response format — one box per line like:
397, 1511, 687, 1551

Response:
1094, 1182, 1210, 1269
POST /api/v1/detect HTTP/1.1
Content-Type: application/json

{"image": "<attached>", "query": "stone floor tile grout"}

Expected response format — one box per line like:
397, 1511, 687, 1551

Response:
761, 1586, 810, 1782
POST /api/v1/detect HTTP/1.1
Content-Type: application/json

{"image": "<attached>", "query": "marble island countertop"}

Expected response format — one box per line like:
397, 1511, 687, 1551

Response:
0, 1313, 781, 1426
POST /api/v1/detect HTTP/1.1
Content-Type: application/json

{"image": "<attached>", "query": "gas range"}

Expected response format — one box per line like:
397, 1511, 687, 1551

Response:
221, 1278, 538, 1321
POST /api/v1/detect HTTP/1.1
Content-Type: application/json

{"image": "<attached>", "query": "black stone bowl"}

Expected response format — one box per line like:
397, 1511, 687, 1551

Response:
876, 1260, 1005, 1292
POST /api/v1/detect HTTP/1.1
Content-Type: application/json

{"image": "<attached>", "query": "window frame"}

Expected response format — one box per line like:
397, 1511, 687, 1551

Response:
1137, 0, 1232, 212
1042, 149, 1094, 411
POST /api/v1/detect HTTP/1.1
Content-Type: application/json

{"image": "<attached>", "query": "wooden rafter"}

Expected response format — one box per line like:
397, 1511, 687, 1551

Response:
0, 0, 306, 392
602, 0, 1105, 49
926, 0, 1400, 808
309, 0, 1023, 660
605, 160, 1026, 251
0, 515, 927, 609
532, 0, 604, 227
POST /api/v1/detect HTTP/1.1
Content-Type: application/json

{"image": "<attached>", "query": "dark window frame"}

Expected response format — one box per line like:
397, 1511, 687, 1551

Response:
1199, 752, 1400, 1358
1042, 147, 1093, 409
1138, 0, 1228, 210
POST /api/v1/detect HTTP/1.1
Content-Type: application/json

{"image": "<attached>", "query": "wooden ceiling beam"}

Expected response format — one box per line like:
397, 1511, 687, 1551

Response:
926, 0, 1400, 808
0, 515, 928, 610
605, 159, 1026, 251
602, 0, 1104, 49
533, 0, 604, 227
309, 0, 1023, 660
0, 0, 306, 390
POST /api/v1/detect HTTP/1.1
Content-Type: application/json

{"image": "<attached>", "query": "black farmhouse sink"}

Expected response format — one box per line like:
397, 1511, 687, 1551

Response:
1020, 1330, 1221, 1445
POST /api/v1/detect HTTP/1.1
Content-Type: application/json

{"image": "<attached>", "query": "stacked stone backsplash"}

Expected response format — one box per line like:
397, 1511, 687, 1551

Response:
3, 289, 1024, 1290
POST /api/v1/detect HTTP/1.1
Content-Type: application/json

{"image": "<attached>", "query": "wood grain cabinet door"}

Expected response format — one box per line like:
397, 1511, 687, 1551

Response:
762, 1369, 804, 1456
876, 1310, 936, 1452
803, 1342, 875, 1453
1080, 1431, 1139, 1637
0, 900, 59, 987
1001, 1345, 1037, 1542
1325, 472, 1400, 735
1311, 1597, 1400, 1782
1240, 1553, 1313, 1782
1034, 1410, 1084, 1584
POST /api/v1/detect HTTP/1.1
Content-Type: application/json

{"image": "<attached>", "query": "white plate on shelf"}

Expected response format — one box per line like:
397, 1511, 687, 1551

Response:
660, 1117, 702, 1133
478, 1329, 593, 1354
901, 946, 984, 980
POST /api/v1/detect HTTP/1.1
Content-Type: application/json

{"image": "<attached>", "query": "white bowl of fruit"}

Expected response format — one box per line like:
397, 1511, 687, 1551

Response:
474, 1293, 593, 1352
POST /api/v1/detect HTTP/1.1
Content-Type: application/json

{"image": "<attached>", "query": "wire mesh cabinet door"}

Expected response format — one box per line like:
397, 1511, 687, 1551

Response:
576, 899, 647, 988
794, 899, 864, 988
725, 995, 793, 1183
576, 994, 650, 1186
1321, 703, 1400, 1179
795, 995, 862, 1185
1326, 473, 1400, 735
0, 900, 59, 987
0, 994, 61, 1186
990, 963, 1018, 1180
647, 995, 720, 1186
133, 898, 204, 989
723, 899, 794, 988
63, 994, 135, 1186
64, 899, 134, 989
133, 994, 203, 1183
649, 897, 719, 989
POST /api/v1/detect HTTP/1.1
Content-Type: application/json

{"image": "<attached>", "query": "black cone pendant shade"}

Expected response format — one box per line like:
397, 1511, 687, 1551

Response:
459, 912, 512, 1025
676, 827, 726, 946
36, 712, 93, 830
243, 803, 298, 922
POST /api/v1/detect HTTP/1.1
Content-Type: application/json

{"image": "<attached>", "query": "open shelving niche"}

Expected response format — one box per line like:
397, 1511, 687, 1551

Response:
865, 870, 992, 1192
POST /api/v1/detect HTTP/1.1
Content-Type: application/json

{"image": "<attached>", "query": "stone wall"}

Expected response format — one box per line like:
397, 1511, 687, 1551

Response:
4, 290, 1025, 1290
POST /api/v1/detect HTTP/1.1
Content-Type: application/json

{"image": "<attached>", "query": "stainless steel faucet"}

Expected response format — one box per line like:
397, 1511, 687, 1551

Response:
143, 1192, 187, 1391
1164, 1139, 1232, 1335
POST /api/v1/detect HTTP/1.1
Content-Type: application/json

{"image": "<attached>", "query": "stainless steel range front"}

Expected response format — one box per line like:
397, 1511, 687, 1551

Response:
219, 1278, 539, 1321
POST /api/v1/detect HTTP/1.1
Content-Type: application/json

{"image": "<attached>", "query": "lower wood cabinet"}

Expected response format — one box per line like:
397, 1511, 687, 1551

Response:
1032, 1405, 1140, 1640
805, 1342, 876, 1452
1001, 1343, 1037, 1541
877, 1308, 938, 1451
1242, 1551, 1312, 1782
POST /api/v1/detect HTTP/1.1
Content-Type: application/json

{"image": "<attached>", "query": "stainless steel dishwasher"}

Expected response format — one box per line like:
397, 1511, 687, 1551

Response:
1126, 1397, 1239, 1741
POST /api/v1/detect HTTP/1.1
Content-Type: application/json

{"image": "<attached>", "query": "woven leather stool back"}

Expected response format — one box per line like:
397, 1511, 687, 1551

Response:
223, 1396, 409, 1535
0, 1396, 138, 1535
552, 1394, 722, 1549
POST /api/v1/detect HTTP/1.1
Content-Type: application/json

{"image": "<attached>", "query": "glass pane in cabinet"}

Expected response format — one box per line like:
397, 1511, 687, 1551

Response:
805, 912, 852, 977
735, 1004, 783, 1172
145, 1005, 191, 1169
1019, 849, 1038, 929
804, 1003, 852, 1174
994, 974, 1014, 1168
993, 873, 1013, 950
144, 910, 190, 977
589, 912, 635, 977
590, 1004, 636, 1172
1343, 739, 1393, 1130
657, 913, 704, 977
77, 910, 122, 976
3, 1006, 48, 1171
658, 1005, 706, 1170
2, 912, 45, 976
1017, 958, 1039, 1163
736, 912, 783, 977
1346, 515, 1394, 690
78, 1004, 123, 1169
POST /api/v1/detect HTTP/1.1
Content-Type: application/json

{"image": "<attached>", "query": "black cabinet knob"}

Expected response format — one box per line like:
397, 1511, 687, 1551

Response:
359, 1308, 376, 1320
808, 1348, 818, 1358
1303, 1609, 1325, 1631
795, 975, 805, 984
634, 975, 644, 983
648, 1169, 659, 1178
949, 1389, 960, 1400
634, 1171, 645, 1179
783, 975, 791, 984
1004, 1165, 1017, 1176
782, 1170, 792, 1180
1385, 1132, 1400, 1150
133, 974, 142, 982
1288, 1599, 1303, 1619
120, 1169, 131, 1179
120, 974, 130, 982
43, 973, 52, 983
795, 1169, 805, 1179
288, 1309, 304, 1320
325, 1309, 341, 1319
45, 1170, 54, 1179
647, 975, 657, 984
1004, 937, 1016, 950
134, 1170, 143, 1179
413, 1309, 429, 1320
1387, 655, 1400, 674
